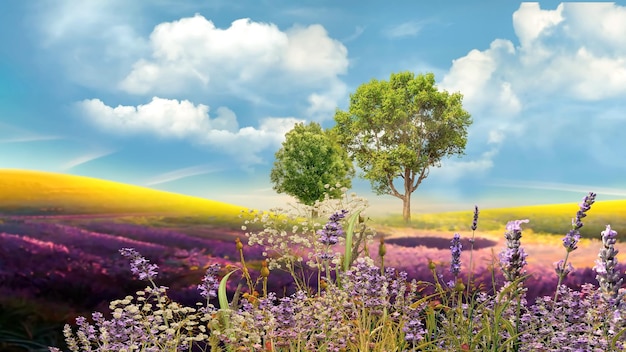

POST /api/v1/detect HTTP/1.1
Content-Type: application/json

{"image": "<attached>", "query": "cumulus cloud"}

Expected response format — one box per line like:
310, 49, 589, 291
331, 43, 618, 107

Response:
438, 2, 626, 176
118, 15, 349, 119
508, 2, 626, 100
75, 97, 303, 165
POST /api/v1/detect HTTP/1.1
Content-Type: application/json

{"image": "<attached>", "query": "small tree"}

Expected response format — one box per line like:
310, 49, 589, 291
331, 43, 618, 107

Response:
333, 72, 472, 223
270, 122, 354, 216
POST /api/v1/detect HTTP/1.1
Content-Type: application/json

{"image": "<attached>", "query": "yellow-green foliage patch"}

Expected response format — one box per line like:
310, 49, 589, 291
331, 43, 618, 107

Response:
373, 199, 626, 239
0, 169, 249, 224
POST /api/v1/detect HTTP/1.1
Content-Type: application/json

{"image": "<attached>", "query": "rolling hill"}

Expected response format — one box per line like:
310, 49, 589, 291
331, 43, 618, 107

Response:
0, 169, 248, 218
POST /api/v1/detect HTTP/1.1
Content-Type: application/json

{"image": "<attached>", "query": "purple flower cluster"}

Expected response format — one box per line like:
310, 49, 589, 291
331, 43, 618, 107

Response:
594, 225, 624, 306
342, 258, 388, 312
317, 210, 348, 245
562, 192, 596, 252
119, 248, 159, 281
450, 233, 462, 277
499, 219, 529, 283
403, 306, 426, 343
517, 283, 626, 351
198, 263, 221, 299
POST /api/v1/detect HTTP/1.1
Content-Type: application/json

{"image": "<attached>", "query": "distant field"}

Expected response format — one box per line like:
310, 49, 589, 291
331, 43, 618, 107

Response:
1, 169, 624, 239
0, 169, 248, 225
372, 200, 626, 239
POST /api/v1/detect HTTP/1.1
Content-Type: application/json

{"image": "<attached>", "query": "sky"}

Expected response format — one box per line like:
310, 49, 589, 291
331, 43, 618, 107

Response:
1, 1, 626, 216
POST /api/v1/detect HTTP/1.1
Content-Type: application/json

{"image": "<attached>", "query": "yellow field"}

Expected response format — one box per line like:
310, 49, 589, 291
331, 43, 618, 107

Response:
1, 169, 624, 238
0, 169, 248, 220
372, 199, 626, 239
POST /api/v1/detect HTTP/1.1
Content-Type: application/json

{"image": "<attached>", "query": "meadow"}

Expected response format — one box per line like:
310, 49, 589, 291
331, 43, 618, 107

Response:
0, 170, 625, 351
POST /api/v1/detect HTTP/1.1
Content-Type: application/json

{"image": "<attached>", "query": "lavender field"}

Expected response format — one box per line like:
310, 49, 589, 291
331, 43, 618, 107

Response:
2, 201, 624, 351
0, 216, 271, 351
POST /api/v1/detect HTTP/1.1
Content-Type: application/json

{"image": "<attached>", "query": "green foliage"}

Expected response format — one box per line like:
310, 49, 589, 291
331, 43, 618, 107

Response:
333, 71, 472, 223
270, 122, 354, 206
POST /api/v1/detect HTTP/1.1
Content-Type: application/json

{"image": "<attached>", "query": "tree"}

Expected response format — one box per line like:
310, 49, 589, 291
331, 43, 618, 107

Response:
270, 122, 354, 214
332, 72, 472, 223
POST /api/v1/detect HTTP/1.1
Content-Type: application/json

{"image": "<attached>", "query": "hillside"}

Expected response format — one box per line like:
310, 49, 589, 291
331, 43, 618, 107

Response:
0, 169, 247, 218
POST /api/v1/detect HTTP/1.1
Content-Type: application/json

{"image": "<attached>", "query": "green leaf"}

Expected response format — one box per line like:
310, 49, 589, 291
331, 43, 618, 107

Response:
218, 269, 238, 311
343, 210, 361, 271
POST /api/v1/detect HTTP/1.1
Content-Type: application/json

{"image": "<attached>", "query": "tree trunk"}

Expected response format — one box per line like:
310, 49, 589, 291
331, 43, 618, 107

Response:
402, 196, 411, 224
403, 168, 412, 224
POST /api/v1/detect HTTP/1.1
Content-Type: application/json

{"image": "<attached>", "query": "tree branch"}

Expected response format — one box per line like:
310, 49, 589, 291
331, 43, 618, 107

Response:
411, 166, 429, 193
386, 172, 404, 200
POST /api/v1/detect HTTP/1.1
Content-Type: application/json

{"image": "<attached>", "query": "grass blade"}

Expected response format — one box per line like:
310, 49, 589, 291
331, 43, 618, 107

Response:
343, 210, 361, 272
218, 269, 238, 311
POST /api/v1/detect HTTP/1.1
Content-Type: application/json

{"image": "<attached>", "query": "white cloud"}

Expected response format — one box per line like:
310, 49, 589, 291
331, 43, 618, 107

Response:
119, 15, 349, 119
59, 149, 117, 171
305, 80, 348, 120
438, 2, 626, 175
76, 97, 213, 138
144, 165, 222, 186
429, 149, 498, 182
512, 3, 564, 49
0, 122, 64, 143
32, 0, 148, 89
512, 3, 626, 100
342, 25, 365, 43
384, 21, 424, 38
76, 97, 303, 165
0, 136, 63, 143
440, 39, 519, 116
200, 116, 304, 165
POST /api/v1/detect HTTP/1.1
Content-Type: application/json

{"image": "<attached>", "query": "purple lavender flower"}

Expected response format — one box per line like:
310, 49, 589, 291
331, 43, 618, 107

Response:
198, 263, 221, 299
471, 205, 479, 231
562, 192, 596, 253
342, 258, 387, 312
553, 259, 573, 278
499, 220, 529, 283
505, 219, 529, 233
317, 210, 348, 245
450, 233, 462, 277
562, 229, 581, 252
119, 248, 158, 281
593, 225, 624, 306
403, 304, 426, 343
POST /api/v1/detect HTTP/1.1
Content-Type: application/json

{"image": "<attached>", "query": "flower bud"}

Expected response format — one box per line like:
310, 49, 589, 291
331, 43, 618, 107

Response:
260, 260, 270, 278
235, 238, 243, 251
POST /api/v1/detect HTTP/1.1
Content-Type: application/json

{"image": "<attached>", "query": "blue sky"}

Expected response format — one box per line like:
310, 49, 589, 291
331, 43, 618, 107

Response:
2, 1, 626, 216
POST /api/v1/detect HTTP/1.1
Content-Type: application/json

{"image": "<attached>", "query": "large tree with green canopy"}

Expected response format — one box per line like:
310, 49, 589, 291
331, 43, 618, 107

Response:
332, 71, 472, 223
270, 121, 354, 213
